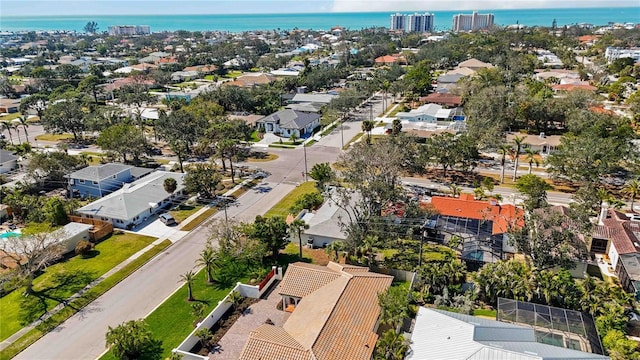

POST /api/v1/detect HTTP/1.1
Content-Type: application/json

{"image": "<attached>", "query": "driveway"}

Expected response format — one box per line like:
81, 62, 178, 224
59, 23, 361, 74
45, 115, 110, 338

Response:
131, 217, 189, 242
210, 284, 289, 360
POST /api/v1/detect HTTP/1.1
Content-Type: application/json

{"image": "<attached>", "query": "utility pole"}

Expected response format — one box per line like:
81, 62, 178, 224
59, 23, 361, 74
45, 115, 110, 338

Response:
340, 116, 344, 149
303, 141, 308, 181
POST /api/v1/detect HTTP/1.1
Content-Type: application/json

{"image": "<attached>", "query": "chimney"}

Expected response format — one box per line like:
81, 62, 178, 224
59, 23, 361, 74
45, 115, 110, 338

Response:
598, 201, 610, 225
539, 132, 546, 138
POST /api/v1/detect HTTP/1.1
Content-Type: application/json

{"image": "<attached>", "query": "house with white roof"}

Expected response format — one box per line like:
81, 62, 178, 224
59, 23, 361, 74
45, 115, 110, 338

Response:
396, 103, 465, 123
75, 171, 186, 229
408, 307, 609, 360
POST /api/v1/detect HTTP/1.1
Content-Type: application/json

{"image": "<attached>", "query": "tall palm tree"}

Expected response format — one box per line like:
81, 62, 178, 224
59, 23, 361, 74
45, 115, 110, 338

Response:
325, 240, 345, 261
375, 329, 408, 360
623, 179, 640, 212
11, 123, 21, 144
511, 135, 526, 181
289, 218, 309, 259
1, 121, 14, 145
179, 270, 196, 301
524, 148, 540, 175
196, 246, 216, 284
498, 145, 512, 184
17, 116, 29, 144
362, 120, 375, 145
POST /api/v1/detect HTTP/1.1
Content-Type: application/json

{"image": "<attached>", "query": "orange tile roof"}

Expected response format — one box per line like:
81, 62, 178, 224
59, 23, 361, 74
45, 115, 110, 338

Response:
278, 262, 342, 298
240, 262, 393, 360
589, 106, 616, 115
239, 324, 314, 360
374, 55, 406, 64
430, 196, 524, 235
551, 83, 597, 92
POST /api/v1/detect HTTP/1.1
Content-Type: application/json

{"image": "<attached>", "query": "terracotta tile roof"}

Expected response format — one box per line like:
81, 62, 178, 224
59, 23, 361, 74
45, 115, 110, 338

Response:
278, 262, 342, 298
239, 324, 314, 360
374, 55, 406, 64
600, 209, 640, 254
430, 196, 524, 235
552, 83, 597, 92
312, 274, 393, 360
589, 106, 616, 116
223, 73, 276, 87
420, 93, 462, 106
241, 262, 393, 360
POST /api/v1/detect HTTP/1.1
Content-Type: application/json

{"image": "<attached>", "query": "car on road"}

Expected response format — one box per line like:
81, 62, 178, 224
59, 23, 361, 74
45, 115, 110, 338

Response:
159, 213, 177, 226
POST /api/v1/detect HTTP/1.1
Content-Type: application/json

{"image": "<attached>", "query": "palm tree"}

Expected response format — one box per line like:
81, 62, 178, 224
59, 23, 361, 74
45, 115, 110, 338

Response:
512, 135, 526, 181
362, 120, 375, 145
225, 290, 243, 310
289, 218, 309, 259
448, 184, 462, 197
524, 148, 540, 175
11, 123, 21, 144
1, 121, 14, 145
358, 235, 377, 265
623, 179, 640, 212
197, 246, 216, 284
498, 145, 512, 184
179, 270, 196, 301
374, 329, 408, 360
289, 132, 299, 144
17, 116, 29, 144
325, 240, 345, 261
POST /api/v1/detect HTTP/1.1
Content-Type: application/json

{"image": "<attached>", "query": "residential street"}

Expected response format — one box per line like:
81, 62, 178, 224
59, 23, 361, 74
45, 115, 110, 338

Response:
12, 101, 382, 360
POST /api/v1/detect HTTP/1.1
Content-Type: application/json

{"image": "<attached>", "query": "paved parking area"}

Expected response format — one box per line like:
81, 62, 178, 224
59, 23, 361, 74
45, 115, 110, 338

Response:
210, 283, 289, 360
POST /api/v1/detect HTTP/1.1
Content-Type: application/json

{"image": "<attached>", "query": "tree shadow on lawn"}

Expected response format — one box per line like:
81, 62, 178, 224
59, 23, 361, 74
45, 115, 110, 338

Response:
19, 270, 96, 325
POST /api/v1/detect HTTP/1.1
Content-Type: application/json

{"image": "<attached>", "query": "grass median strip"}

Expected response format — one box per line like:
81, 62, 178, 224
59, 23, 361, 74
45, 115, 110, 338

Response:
180, 207, 218, 231
99, 269, 243, 360
264, 181, 317, 218
0, 239, 172, 360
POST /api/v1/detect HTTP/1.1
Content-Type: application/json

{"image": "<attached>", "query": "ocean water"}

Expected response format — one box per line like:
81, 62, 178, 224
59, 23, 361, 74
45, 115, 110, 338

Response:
0, 7, 638, 33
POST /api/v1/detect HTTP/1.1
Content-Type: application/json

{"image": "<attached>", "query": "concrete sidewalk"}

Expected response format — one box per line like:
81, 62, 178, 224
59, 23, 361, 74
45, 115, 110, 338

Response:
0, 176, 260, 352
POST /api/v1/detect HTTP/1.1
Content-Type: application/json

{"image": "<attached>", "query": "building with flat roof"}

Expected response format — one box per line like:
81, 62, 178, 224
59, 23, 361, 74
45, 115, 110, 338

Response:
453, 11, 494, 32
108, 25, 150, 36
390, 12, 434, 32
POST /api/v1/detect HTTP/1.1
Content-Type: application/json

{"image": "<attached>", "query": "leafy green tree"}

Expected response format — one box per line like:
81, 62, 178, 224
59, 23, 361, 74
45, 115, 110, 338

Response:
57, 64, 81, 82
83, 21, 99, 34
44, 197, 70, 226
289, 218, 309, 259
250, 215, 288, 259
117, 83, 157, 129
404, 59, 433, 95
20, 94, 48, 119
78, 75, 101, 104
75, 239, 94, 257
97, 123, 148, 163
156, 110, 206, 172
508, 209, 587, 270
184, 163, 222, 200
515, 174, 552, 211
162, 178, 177, 195
179, 270, 196, 301
105, 319, 163, 360
391, 118, 402, 136
27, 151, 82, 187
309, 162, 334, 190
603, 330, 640, 360
42, 97, 86, 142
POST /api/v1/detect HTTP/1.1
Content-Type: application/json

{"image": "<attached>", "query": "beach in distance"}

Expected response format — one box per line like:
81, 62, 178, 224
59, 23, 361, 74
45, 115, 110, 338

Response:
1, 7, 639, 33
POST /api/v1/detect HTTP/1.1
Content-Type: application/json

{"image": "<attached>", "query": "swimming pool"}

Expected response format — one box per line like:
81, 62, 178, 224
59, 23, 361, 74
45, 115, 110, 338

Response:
0, 231, 21, 239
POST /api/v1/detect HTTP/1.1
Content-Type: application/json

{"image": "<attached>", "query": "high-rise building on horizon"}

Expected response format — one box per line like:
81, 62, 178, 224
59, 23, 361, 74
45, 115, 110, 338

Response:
390, 12, 434, 33
452, 11, 494, 32
108, 25, 151, 36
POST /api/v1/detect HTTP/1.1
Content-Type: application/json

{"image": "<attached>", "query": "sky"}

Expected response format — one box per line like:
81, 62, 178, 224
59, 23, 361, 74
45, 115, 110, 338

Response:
1, 0, 638, 16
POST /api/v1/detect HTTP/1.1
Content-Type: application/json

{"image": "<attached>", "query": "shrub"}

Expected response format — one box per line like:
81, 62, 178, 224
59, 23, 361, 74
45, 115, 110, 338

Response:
75, 240, 94, 257
290, 192, 324, 213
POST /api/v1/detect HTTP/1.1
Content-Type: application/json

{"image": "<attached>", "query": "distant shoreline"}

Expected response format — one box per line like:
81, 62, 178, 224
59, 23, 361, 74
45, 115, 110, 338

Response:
1, 7, 638, 33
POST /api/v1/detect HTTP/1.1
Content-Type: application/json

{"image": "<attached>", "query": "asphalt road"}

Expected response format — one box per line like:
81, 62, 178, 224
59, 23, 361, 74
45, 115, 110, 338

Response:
12, 98, 386, 360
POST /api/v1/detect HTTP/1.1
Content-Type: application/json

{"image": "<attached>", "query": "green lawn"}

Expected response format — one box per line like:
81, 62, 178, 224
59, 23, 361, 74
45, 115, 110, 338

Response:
34, 133, 73, 141
204, 74, 217, 81
264, 182, 318, 218
0, 239, 170, 360
223, 70, 243, 78
250, 130, 262, 142
180, 207, 217, 231
99, 269, 242, 360
168, 204, 203, 222
473, 309, 497, 318
0, 113, 22, 121
0, 232, 156, 342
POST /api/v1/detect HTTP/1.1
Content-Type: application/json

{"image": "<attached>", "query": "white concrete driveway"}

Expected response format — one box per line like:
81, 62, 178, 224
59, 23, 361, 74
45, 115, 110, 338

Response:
131, 217, 188, 242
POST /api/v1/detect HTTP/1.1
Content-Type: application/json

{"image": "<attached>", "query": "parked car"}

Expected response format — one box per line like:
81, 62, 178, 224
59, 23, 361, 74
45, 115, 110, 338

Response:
159, 213, 177, 226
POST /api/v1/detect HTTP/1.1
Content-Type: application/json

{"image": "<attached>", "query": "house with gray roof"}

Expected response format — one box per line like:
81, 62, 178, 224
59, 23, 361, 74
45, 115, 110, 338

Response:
75, 171, 185, 229
257, 109, 321, 138
68, 163, 153, 199
407, 307, 609, 360
0, 149, 18, 174
290, 93, 337, 105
